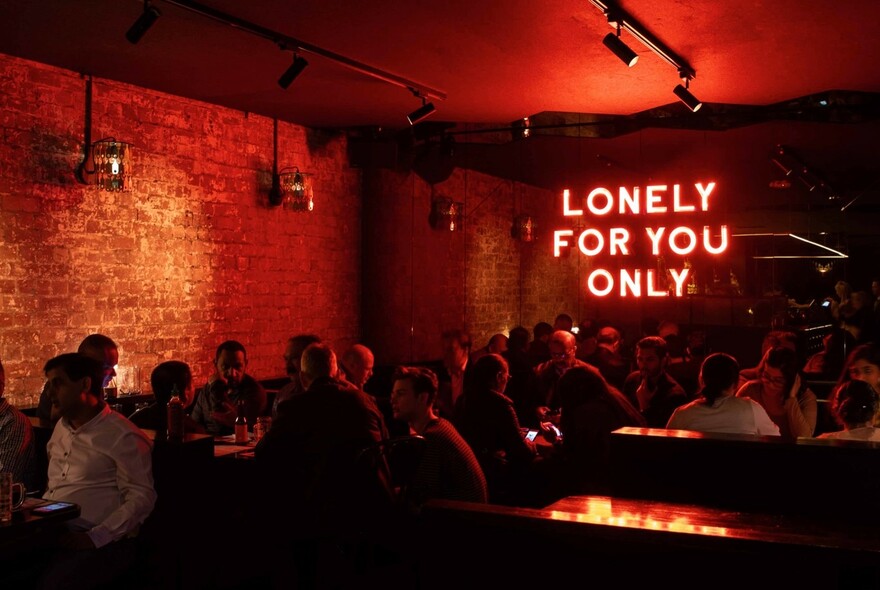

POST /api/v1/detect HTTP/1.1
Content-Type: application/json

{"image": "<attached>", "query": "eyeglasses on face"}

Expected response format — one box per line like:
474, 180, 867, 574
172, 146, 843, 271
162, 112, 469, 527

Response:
761, 373, 786, 387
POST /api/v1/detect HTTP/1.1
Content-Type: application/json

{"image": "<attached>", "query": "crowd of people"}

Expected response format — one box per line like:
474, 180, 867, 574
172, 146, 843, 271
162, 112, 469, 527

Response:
4, 295, 880, 587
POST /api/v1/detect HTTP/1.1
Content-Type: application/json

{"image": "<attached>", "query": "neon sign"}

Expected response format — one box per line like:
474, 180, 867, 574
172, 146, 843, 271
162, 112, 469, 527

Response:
555, 182, 728, 297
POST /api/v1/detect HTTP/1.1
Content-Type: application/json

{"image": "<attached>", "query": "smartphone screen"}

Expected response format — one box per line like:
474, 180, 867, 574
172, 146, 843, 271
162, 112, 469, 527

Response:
525, 430, 539, 442
33, 502, 75, 515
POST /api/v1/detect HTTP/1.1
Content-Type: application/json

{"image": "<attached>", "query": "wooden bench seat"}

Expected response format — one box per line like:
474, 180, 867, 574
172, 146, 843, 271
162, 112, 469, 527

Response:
608, 426, 880, 521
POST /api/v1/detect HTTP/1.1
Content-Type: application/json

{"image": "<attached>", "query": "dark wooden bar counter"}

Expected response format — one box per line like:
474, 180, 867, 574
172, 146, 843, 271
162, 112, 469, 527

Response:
419, 495, 880, 589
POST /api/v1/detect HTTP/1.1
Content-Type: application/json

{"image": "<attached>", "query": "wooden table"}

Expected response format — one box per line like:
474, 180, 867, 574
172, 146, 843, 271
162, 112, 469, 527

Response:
0, 499, 80, 551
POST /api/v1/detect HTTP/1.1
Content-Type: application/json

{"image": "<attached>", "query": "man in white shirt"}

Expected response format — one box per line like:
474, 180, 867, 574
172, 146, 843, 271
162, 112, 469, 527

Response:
38, 352, 156, 589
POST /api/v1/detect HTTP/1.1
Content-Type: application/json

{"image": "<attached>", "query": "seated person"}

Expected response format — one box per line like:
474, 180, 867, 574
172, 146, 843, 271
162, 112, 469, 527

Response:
818, 380, 880, 441
273, 334, 322, 417
736, 347, 817, 440
803, 328, 854, 380
556, 365, 645, 495
667, 353, 780, 436
38, 353, 156, 589
738, 330, 797, 389
38, 334, 119, 428
254, 343, 393, 588
585, 325, 629, 391
191, 340, 266, 435
453, 354, 536, 504
0, 356, 36, 490
340, 343, 376, 391
470, 333, 508, 364
390, 366, 488, 507
129, 361, 206, 434
532, 330, 593, 420
622, 336, 688, 428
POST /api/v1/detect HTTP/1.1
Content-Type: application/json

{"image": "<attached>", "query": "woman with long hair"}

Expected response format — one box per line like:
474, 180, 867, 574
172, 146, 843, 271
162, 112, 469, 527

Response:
667, 353, 779, 436
737, 346, 817, 440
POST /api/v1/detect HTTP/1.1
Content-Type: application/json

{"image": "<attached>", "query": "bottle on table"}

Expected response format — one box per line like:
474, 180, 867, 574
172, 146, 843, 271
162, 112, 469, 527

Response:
103, 376, 118, 402
167, 385, 185, 442
253, 416, 271, 443
234, 399, 249, 444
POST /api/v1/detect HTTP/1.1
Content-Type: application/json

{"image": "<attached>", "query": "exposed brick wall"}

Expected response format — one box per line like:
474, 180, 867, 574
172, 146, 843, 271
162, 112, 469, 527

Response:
0, 54, 362, 405
362, 166, 579, 364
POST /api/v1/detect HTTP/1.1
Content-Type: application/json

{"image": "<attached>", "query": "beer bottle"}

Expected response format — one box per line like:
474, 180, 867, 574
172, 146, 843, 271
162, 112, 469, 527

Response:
234, 399, 249, 444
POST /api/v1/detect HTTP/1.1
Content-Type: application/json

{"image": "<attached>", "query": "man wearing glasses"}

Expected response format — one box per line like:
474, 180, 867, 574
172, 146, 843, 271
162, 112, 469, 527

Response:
531, 330, 592, 422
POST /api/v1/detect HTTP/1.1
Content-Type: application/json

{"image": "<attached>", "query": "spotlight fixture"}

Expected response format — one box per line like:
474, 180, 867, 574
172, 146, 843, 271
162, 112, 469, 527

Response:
673, 73, 702, 112
123, 0, 446, 115
407, 97, 436, 126
602, 24, 638, 67
771, 145, 838, 201
126, 0, 161, 45
278, 54, 309, 90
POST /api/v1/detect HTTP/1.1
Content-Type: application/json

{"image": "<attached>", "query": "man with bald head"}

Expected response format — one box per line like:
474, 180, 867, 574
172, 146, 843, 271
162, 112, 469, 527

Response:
340, 344, 375, 391
531, 330, 593, 423
255, 343, 392, 587
272, 334, 322, 417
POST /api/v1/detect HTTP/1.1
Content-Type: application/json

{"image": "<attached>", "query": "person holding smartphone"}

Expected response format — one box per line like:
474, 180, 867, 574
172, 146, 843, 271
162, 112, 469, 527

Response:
736, 346, 818, 440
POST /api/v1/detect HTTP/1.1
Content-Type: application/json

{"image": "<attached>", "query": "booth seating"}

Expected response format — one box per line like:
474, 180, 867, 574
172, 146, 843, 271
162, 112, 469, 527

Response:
414, 426, 880, 589
607, 426, 880, 522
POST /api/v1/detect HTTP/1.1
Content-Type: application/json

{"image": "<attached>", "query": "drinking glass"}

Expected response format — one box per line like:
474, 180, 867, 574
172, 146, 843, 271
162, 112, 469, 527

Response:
1, 473, 25, 523
119, 366, 143, 397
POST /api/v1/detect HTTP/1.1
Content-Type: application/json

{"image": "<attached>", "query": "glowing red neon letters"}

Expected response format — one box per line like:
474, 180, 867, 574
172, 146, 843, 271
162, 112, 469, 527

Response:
555, 182, 728, 297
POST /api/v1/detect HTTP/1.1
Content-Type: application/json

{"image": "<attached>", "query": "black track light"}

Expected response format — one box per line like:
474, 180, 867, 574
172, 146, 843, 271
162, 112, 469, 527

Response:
673, 79, 702, 112
407, 99, 436, 125
602, 30, 638, 67
126, 2, 161, 45
278, 55, 309, 89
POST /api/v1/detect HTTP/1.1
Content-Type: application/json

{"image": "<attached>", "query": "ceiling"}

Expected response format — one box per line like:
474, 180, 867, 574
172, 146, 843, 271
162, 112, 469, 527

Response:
1, 0, 879, 130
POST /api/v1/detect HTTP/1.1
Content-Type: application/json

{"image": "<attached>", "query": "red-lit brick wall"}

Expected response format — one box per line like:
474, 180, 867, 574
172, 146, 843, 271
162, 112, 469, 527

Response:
362, 166, 578, 364
0, 54, 362, 404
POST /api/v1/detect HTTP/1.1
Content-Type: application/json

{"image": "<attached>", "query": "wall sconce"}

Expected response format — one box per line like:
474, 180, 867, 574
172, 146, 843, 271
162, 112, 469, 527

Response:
267, 118, 313, 211
76, 138, 132, 191
429, 198, 462, 231
814, 262, 834, 275
511, 214, 536, 242
278, 167, 314, 212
